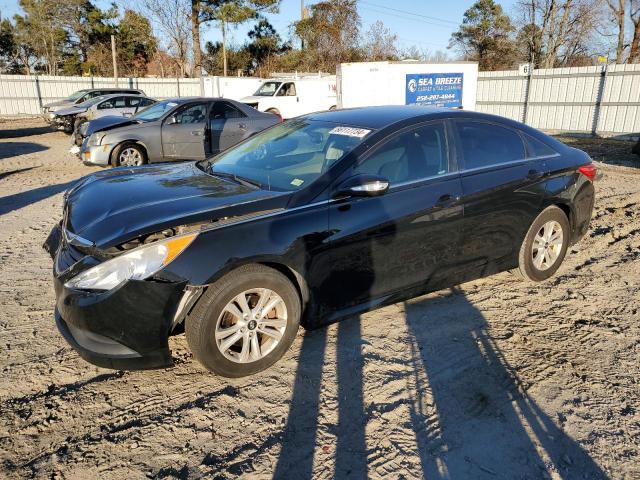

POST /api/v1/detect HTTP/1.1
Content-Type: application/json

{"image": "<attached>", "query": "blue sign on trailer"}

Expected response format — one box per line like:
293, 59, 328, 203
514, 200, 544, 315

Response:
405, 73, 464, 107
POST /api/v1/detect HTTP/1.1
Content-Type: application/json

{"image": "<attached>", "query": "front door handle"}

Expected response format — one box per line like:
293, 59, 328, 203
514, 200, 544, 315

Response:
238, 123, 247, 129
527, 169, 543, 180
435, 193, 460, 207
191, 130, 204, 136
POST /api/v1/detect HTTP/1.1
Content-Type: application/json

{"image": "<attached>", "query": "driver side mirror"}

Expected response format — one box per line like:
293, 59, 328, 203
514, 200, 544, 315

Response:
334, 174, 390, 198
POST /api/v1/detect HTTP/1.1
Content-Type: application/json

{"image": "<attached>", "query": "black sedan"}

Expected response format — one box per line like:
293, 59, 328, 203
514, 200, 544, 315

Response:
45, 106, 597, 377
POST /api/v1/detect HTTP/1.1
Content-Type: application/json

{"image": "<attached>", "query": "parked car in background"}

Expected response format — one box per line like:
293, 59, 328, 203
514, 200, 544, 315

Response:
240, 77, 337, 119
45, 106, 597, 377
71, 95, 156, 145
79, 97, 281, 167
42, 88, 145, 121
54, 94, 156, 134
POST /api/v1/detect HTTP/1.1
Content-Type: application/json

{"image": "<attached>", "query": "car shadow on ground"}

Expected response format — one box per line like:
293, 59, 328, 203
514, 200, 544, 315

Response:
0, 142, 49, 160
0, 125, 53, 139
0, 180, 76, 216
267, 289, 606, 479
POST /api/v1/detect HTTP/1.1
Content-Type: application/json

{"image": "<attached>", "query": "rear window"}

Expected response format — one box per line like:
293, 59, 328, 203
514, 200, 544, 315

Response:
457, 121, 525, 170
523, 133, 557, 158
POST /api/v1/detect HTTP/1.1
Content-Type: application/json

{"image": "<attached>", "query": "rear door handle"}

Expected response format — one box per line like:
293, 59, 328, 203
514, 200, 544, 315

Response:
191, 130, 204, 136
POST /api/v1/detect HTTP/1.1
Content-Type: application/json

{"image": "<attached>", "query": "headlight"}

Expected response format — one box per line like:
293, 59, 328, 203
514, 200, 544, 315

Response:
49, 113, 56, 119
87, 132, 107, 146
64, 233, 198, 291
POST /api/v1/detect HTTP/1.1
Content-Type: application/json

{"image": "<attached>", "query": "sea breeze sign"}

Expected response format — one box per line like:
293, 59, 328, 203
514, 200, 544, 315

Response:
405, 73, 464, 107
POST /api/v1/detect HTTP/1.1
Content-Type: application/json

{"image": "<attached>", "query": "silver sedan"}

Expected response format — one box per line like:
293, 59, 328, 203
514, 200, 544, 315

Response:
79, 97, 282, 167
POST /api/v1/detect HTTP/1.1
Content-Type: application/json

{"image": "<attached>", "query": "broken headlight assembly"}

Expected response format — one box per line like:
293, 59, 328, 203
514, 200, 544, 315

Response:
64, 233, 198, 291
87, 132, 107, 146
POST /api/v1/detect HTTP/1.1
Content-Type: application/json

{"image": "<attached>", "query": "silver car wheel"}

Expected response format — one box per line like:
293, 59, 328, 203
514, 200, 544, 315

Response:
119, 147, 143, 166
532, 220, 563, 271
215, 288, 288, 364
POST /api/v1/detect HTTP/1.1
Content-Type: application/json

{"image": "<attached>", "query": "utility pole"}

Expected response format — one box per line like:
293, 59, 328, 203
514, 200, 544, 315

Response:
111, 35, 119, 87
300, 0, 306, 50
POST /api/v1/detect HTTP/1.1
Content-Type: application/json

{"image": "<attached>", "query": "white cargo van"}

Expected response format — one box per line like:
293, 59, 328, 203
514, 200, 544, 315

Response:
240, 76, 337, 119
337, 61, 478, 111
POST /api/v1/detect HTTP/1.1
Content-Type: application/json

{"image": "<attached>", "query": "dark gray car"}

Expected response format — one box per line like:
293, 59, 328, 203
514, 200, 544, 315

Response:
79, 97, 281, 167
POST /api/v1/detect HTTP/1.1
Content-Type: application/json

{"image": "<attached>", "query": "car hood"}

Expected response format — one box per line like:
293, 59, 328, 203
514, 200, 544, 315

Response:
54, 105, 87, 116
85, 116, 138, 137
240, 95, 269, 103
64, 162, 287, 248
44, 100, 73, 110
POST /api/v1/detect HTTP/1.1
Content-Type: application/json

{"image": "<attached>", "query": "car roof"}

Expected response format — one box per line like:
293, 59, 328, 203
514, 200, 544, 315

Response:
90, 88, 143, 92
305, 105, 452, 129
95, 93, 152, 99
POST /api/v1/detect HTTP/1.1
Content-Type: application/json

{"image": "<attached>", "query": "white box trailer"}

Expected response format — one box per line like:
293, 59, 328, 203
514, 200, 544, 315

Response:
240, 75, 337, 119
202, 76, 264, 101
337, 61, 478, 111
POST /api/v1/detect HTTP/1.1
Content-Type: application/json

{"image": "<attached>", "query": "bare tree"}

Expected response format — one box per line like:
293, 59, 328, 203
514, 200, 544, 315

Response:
631, 0, 640, 62
605, 0, 625, 62
143, 0, 192, 77
517, 0, 603, 68
363, 20, 399, 61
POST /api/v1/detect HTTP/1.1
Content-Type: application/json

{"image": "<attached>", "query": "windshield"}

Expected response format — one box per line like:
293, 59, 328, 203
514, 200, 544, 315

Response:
67, 89, 90, 101
133, 100, 178, 121
253, 81, 281, 97
75, 95, 108, 108
199, 119, 372, 192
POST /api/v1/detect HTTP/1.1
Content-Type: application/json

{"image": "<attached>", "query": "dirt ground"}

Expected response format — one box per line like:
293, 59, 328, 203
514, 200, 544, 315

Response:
0, 118, 638, 480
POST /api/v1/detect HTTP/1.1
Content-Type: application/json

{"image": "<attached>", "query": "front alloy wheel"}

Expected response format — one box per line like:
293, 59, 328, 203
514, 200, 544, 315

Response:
215, 289, 288, 363
186, 264, 301, 377
119, 147, 144, 166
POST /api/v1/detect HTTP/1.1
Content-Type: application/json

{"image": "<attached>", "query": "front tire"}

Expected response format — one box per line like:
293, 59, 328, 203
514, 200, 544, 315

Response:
113, 142, 147, 167
512, 206, 570, 282
186, 264, 301, 377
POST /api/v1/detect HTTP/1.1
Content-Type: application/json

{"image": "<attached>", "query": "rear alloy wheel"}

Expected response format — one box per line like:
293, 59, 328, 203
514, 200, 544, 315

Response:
186, 264, 300, 377
115, 142, 146, 167
512, 206, 570, 282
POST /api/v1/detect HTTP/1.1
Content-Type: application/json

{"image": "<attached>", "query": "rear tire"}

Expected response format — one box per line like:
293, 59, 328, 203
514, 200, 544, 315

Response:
186, 264, 301, 377
512, 206, 570, 282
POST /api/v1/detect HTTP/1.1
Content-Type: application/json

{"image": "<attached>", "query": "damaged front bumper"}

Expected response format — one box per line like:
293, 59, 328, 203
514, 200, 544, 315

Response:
45, 223, 194, 370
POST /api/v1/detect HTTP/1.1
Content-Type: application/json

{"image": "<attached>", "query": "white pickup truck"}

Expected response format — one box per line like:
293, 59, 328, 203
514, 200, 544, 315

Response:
240, 77, 337, 119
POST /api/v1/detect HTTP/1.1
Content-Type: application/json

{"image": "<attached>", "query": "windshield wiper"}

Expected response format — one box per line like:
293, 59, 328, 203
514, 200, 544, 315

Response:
209, 170, 262, 189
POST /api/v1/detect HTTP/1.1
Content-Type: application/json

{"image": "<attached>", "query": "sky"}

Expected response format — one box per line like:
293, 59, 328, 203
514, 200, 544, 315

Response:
0, 0, 520, 55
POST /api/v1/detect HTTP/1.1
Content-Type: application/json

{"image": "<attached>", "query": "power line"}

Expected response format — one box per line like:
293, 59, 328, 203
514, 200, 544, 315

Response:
358, 4, 455, 30
358, 0, 459, 26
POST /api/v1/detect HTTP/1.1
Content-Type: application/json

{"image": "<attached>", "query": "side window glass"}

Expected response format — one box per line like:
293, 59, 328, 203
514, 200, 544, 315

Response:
277, 83, 296, 97
354, 122, 449, 185
98, 98, 115, 110
114, 96, 126, 108
174, 103, 207, 124
523, 133, 557, 158
210, 102, 245, 120
128, 97, 141, 107
457, 121, 525, 170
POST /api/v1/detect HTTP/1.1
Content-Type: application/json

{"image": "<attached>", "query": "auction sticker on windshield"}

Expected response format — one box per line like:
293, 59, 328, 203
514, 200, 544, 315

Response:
329, 126, 371, 138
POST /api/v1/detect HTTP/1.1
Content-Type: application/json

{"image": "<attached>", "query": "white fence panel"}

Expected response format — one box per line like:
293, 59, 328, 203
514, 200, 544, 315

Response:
0, 75, 202, 116
1, 68, 639, 137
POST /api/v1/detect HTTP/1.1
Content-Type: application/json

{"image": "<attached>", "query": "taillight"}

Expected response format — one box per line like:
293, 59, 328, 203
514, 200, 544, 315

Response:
578, 164, 597, 181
